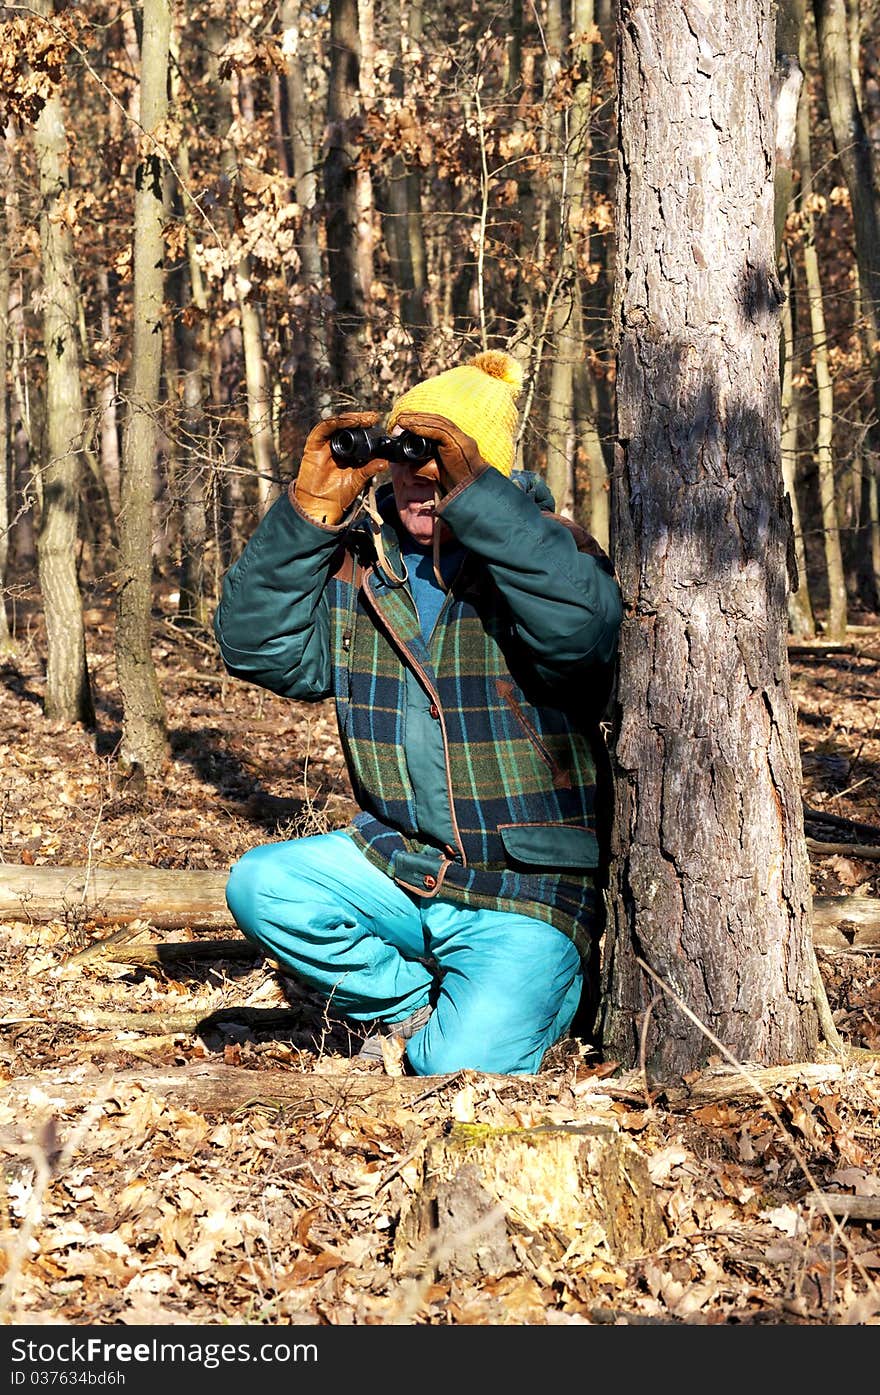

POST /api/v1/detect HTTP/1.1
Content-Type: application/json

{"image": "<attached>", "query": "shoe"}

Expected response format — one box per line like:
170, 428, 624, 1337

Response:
357, 1002, 434, 1060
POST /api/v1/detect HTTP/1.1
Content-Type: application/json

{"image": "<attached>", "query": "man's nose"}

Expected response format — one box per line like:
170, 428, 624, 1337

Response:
409, 461, 439, 484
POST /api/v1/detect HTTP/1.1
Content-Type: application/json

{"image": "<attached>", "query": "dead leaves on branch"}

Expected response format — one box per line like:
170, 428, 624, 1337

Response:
0, 11, 84, 126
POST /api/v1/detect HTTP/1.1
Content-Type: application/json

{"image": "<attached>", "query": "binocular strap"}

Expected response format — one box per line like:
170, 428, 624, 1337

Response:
363, 479, 408, 586
431, 486, 448, 592
360, 480, 449, 594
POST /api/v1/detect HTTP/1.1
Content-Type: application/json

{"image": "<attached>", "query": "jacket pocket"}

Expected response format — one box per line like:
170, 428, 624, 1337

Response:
499, 823, 600, 869
496, 679, 571, 789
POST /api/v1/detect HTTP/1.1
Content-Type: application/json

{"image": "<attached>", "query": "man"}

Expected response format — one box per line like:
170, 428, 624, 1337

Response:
213, 350, 623, 1075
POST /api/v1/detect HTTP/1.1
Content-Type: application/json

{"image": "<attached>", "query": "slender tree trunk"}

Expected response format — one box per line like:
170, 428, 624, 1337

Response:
231, 72, 279, 517
773, 0, 805, 262
813, 0, 880, 424
796, 78, 847, 639
870, 462, 880, 597
385, 0, 429, 350
324, 0, 368, 388
280, 0, 332, 424
780, 270, 816, 636
96, 269, 121, 520
0, 133, 14, 656
115, 0, 171, 776
355, 0, 376, 324
603, 0, 821, 1077
168, 110, 210, 627
31, 20, 94, 727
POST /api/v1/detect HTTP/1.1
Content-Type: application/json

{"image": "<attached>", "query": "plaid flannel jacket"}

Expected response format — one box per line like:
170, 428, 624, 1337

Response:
214, 467, 623, 957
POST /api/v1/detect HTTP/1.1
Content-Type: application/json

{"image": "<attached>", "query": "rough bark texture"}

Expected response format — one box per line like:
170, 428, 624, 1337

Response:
115, 0, 170, 775
32, 56, 94, 726
324, 0, 367, 388
603, 0, 820, 1076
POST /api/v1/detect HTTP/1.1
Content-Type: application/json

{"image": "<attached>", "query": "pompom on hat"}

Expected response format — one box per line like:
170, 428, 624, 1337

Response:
387, 349, 524, 477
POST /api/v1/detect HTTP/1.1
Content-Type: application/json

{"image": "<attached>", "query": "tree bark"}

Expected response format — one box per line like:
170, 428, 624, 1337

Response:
813, 0, 880, 391
115, 0, 171, 775
796, 74, 847, 639
280, 0, 332, 423
31, 21, 94, 728
324, 0, 368, 388
0, 127, 14, 657
780, 268, 816, 636
603, 0, 821, 1077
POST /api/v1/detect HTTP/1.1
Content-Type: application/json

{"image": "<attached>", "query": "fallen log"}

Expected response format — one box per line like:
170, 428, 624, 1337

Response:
807, 1194, 880, 1222
64, 939, 259, 968
807, 838, 880, 862
2, 865, 879, 951
804, 807, 880, 843
2, 1061, 461, 1117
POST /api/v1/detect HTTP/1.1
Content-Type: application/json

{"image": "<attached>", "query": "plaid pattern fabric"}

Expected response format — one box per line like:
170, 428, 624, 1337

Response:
328, 517, 610, 957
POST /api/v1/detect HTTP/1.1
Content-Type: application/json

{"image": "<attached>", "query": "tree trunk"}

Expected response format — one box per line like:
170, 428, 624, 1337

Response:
355, 0, 376, 326
813, 0, 880, 423
773, 0, 805, 262
603, 0, 821, 1077
384, 0, 429, 349
780, 269, 816, 636
813, 0, 880, 328
115, 0, 171, 776
324, 0, 368, 388
796, 75, 847, 639
31, 26, 94, 728
163, 54, 210, 630
0, 128, 14, 656
231, 71, 279, 517
280, 0, 332, 424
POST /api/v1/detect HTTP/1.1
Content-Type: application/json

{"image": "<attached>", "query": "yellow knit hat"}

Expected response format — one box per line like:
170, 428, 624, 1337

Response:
387, 350, 524, 476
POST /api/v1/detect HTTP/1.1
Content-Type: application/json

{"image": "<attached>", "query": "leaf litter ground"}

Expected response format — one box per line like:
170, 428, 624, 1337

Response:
1, 587, 880, 1326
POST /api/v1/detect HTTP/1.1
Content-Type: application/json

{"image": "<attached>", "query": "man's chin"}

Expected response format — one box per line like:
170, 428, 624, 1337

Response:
400, 512, 436, 545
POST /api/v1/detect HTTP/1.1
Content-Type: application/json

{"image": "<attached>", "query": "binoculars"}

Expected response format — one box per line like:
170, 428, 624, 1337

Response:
330, 425, 436, 467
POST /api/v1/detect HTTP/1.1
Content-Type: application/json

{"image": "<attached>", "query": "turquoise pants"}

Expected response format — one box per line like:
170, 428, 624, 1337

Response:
225, 830, 583, 1075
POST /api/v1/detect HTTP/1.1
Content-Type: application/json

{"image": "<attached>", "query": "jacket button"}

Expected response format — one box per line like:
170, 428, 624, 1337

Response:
429, 703, 439, 718
423, 874, 437, 889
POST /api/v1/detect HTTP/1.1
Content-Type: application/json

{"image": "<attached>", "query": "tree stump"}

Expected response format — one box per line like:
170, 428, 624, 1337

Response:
393, 1120, 667, 1280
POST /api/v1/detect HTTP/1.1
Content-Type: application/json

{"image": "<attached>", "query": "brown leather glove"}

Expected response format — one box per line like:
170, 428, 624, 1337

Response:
291, 411, 384, 526
392, 411, 488, 494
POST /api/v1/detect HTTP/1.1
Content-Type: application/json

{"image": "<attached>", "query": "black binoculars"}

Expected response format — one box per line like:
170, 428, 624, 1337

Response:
329, 425, 436, 467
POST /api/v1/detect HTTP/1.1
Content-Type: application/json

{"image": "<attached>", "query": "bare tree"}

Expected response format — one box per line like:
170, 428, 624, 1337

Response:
602, 0, 823, 1077
31, 0, 94, 726
796, 67, 847, 639
115, 0, 170, 777
324, 0, 368, 389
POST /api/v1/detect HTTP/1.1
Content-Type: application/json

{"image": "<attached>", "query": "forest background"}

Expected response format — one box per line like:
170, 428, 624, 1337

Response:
0, 0, 879, 744
1, 0, 880, 1328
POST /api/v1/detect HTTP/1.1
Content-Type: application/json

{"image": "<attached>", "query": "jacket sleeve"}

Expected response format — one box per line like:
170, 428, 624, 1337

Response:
437, 467, 623, 684
213, 491, 344, 700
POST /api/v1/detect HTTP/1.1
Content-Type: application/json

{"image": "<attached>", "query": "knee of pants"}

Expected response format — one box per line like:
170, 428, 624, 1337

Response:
225, 844, 283, 941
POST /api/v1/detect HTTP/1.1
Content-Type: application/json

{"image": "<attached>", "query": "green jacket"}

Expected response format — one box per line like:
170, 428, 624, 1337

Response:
214, 466, 623, 955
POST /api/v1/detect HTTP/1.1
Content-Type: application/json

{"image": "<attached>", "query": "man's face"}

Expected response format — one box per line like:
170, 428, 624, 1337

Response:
389, 458, 441, 545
